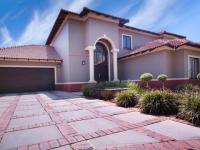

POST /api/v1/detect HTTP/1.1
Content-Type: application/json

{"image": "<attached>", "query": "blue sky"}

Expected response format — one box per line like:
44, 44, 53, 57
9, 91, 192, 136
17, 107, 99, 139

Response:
0, 0, 200, 47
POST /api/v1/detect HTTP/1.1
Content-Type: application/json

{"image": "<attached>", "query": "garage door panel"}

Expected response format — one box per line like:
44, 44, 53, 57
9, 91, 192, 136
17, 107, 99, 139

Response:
0, 67, 55, 93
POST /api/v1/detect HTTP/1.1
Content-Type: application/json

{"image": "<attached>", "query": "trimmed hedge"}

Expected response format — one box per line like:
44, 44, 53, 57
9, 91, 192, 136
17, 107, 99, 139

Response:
116, 90, 138, 108
141, 90, 179, 115
157, 74, 168, 89
140, 73, 153, 88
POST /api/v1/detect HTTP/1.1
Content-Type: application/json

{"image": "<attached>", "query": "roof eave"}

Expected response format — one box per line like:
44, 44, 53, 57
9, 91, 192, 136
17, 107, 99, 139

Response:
0, 57, 62, 63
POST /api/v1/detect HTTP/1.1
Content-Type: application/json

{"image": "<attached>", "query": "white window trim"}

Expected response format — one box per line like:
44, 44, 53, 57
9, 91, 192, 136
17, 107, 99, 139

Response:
0, 65, 57, 84
122, 33, 133, 50
188, 55, 200, 79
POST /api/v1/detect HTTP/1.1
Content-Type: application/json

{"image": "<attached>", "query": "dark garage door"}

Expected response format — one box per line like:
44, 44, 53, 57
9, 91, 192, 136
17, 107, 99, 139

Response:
0, 67, 55, 93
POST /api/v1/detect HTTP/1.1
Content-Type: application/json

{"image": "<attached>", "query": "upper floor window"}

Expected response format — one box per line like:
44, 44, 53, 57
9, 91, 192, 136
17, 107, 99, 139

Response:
122, 34, 132, 50
189, 56, 200, 79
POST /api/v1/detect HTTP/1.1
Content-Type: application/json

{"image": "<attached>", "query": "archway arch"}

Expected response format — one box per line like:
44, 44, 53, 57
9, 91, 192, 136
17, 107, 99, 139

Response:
85, 35, 119, 83
94, 42, 110, 82
94, 35, 116, 50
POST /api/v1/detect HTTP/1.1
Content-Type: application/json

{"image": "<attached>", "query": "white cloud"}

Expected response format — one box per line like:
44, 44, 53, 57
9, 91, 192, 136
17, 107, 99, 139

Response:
67, 0, 94, 12
0, 0, 94, 47
0, 26, 14, 46
115, 1, 140, 17
128, 0, 177, 29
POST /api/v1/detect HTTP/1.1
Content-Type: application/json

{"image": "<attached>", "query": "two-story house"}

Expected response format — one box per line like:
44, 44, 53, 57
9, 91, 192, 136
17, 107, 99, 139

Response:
0, 7, 200, 93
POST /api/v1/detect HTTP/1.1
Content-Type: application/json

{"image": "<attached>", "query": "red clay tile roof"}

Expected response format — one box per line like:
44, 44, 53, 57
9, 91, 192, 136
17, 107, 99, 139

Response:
0, 45, 62, 62
118, 38, 200, 59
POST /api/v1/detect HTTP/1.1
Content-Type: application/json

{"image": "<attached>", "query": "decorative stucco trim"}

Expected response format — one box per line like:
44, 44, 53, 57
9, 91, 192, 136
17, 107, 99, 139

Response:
119, 46, 173, 61
119, 27, 159, 38
56, 82, 88, 85
121, 78, 190, 82
178, 45, 200, 51
94, 34, 116, 50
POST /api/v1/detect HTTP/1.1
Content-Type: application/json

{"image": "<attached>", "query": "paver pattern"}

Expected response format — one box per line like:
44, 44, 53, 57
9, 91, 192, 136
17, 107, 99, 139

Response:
0, 91, 199, 150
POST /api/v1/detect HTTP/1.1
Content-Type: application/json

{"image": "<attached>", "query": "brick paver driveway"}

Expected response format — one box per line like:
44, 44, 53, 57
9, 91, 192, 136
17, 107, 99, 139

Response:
0, 91, 200, 150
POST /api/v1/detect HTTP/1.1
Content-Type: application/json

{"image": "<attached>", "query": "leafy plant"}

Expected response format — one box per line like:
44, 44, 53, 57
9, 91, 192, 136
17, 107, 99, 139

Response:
178, 94, 200, 126
175, 84, 200, 93
140, 73, 153, 88
100, 91, 115, 100
82, 85, 96, 97
116, 90, 138, 108
141, 90, 179, 115
96, 81, 128, 89
157, 74, 168, 90
128, 82, 144, 95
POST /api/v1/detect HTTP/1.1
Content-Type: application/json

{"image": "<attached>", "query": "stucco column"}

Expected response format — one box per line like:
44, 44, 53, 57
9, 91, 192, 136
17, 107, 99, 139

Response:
85, 46, 96, 83
112, 49, 119, 81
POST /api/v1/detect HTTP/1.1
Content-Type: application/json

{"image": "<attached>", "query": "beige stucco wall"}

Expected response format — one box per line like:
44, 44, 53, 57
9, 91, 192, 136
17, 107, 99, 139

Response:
119, 48, 200, 80
118, 51, 171, 80
85, 18, 119, 48
52, 21, 69, 83
68, 19, 89, 82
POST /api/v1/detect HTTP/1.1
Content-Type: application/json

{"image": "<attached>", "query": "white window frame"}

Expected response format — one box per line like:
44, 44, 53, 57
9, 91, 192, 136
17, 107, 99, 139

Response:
188, 55, 200, 79
122, 34, 132, 50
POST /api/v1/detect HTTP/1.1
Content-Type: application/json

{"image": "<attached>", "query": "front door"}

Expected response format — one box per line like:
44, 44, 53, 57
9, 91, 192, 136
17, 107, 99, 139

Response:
94, 43, 108, 82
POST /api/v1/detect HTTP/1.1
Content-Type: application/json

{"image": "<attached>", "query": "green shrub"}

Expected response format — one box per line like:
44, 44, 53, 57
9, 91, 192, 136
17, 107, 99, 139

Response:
141, 90, 179, 115
116, 90, 138, 108
175, 84, 200, 93
140, 73, 153, 88
82, 85, 96, 97
197, 73, 200, 80
157, 74, 167, 89
96, 81, 128, 89
178, 94, 200, 126
100, 92, 115, 100
128, 82, 144, 95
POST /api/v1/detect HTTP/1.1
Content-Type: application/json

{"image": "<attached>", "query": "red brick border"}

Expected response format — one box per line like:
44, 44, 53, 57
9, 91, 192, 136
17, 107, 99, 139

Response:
0, 95, 20, 142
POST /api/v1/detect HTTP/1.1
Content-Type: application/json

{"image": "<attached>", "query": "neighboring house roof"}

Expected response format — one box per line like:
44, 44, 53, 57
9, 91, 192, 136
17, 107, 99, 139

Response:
46, 7, 129, 45
120, 25, 160, 36
0, 45, 62, 63
119, 38, 200, 59
158, 30, 186, 39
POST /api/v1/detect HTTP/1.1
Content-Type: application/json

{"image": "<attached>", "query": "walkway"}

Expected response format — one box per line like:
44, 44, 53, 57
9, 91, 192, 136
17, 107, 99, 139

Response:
0, 91, 199, 150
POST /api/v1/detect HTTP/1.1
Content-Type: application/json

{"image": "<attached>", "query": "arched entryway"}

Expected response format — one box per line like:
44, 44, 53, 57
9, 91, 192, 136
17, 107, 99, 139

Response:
85, 35, 119, 83
94, 43, 109, 82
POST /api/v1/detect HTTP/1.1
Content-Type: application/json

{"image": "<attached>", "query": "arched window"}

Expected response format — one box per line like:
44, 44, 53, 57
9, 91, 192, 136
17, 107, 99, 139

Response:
94, 43, 107, 65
